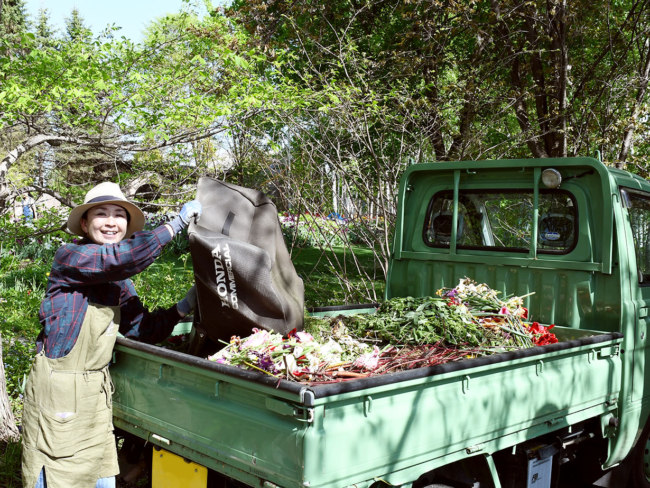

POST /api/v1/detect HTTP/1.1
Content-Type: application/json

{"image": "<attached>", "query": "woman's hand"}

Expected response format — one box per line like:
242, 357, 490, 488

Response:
168, 200, 203, 235
176, 285, 197, 317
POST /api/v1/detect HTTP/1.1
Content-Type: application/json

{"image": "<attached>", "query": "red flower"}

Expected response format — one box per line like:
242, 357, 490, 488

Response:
528, 322, 558, 346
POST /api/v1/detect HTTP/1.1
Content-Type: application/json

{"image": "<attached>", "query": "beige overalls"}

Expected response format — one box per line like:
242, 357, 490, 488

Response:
22, 304, 121, 488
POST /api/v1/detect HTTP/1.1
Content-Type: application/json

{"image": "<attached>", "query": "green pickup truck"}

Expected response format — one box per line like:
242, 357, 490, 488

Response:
110, 157, 650, 488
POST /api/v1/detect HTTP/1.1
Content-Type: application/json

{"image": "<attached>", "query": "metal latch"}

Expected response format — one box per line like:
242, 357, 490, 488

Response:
150, 433, 171, 445
364, 396, 373, 417
265, 398, 314, 423
466, 444, 485, 454
462, 375, 470, 394
597, 345, 620, 359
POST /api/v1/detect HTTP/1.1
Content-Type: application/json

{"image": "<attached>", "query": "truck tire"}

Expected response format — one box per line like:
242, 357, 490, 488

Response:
631, 422, 650, 488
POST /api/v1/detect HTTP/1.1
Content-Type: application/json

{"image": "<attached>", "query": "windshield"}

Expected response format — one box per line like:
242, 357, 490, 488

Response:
423, 190, 577, 254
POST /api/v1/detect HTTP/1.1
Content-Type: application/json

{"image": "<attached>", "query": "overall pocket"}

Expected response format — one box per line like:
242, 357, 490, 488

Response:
35, 371, 105, 458
36, 408, 94, 458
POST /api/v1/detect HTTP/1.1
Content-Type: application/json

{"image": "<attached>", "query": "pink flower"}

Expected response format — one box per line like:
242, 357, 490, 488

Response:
243, 329, 270, 348
295, 331, 314, 343
353, 346, 381, 371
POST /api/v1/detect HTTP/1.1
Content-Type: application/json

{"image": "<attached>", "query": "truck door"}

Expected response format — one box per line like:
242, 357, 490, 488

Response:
620, 188, 650, 402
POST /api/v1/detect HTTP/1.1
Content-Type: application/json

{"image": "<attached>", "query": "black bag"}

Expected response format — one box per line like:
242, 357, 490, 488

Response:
188, 177, 304, 347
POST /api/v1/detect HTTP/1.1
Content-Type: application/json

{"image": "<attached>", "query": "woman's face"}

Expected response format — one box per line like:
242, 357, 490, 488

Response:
81, 204, 129, 244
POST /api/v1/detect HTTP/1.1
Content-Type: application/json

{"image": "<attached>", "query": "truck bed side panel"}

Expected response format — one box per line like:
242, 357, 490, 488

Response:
112, 332, 622, 488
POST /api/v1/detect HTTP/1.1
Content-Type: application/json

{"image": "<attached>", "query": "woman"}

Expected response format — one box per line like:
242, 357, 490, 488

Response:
21, 182, 202, 488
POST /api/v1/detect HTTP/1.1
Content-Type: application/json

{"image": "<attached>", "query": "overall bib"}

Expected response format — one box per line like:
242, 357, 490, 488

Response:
22, 304, 121, 488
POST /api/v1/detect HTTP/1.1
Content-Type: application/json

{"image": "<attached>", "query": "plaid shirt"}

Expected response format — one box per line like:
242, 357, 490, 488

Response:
38, 225, 181, 358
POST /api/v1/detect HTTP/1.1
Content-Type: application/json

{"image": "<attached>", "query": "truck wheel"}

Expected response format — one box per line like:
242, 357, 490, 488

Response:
632, 422, 650, 488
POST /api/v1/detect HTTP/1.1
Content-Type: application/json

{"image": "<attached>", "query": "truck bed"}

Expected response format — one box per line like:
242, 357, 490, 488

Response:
110, 328, 623, 488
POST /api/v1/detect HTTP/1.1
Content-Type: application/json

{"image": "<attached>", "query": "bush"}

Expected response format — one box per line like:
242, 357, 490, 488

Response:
144, 212, 190, 255
279, 212, 391, 251
346, 216, 387, 246
280, 212, 348, 248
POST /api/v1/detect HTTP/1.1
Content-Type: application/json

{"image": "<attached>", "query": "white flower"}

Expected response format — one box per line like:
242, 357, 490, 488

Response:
283, 355, 298, 374
243, 329, 271, 348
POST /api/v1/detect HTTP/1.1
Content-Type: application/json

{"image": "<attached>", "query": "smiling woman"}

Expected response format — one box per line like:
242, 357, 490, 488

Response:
20, 181, 202, 488
66, 182, 146, 239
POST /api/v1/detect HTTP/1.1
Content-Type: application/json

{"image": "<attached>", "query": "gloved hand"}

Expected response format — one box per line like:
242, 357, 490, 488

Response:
176, 285, 197, 317
168, 200, 202, 235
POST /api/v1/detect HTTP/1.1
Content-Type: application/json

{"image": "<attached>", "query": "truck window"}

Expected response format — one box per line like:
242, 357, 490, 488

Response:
423, 190, 577, 254
621, 189, 650, 284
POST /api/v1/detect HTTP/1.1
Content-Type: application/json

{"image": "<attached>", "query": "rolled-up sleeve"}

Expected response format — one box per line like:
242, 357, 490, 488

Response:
50, 226, 173, 286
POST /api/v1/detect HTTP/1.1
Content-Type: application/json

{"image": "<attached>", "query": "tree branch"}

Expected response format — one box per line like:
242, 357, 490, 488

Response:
618, 39, 650, 166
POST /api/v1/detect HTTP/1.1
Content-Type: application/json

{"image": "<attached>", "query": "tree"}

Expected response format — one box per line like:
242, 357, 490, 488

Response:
1, 3, 306, 447
0, 0, 26, 37
228, 0, 650, 167
0, 10, 286, 218
482, 0, 650, 166
208, 0, 650, 301
0, 333, 19, 442
64, 7, 91, 41
34, 7, 56, 41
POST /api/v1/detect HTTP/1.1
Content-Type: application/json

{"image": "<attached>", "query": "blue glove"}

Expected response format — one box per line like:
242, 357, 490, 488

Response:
177, 285, 197, 317
169, 200, 202, 235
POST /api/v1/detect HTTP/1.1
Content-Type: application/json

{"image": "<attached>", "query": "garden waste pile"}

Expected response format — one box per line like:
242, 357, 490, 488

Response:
207, 279, 558, 383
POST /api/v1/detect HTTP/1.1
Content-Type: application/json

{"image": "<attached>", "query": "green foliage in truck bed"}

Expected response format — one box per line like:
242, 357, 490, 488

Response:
345, 296, 505, 348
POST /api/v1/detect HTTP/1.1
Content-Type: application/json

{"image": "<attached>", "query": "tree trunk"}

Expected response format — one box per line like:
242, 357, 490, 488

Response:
618, 40, 650, 167
0, 334, 20, 442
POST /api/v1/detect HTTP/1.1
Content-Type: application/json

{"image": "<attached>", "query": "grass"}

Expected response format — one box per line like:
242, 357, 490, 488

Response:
0, 441, 22, 488
290, 245, 385, 307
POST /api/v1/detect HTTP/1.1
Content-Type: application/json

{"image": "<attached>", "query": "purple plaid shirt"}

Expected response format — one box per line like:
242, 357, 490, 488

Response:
38, 225, 181, 358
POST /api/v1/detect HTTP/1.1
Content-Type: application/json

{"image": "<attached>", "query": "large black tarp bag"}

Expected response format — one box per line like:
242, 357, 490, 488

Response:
188, 177, 304, 347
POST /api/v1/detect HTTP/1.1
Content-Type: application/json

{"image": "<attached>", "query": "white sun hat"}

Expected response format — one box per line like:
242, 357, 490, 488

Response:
67, 182, 145, 238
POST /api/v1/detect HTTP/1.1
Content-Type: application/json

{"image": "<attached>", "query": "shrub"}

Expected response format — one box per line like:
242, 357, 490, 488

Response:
280, 213, 348, 248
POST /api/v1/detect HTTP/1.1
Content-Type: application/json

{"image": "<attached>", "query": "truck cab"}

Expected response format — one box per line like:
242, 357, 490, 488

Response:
386, 156, 650, 486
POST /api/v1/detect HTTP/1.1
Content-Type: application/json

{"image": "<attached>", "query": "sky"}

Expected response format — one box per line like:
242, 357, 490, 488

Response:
23, 0, 203, 41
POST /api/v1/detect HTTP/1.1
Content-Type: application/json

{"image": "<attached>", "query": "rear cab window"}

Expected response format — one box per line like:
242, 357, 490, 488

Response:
423, 190, 578, 254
